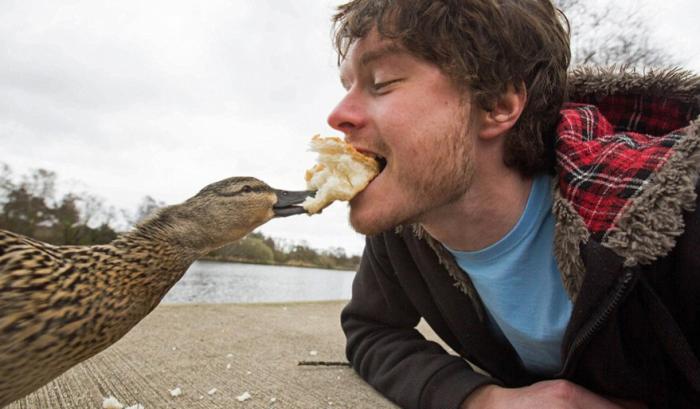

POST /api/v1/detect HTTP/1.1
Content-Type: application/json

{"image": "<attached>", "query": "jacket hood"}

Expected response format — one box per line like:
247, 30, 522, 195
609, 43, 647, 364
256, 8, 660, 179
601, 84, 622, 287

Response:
400, 67, 700, 304
553, 67, 700, 298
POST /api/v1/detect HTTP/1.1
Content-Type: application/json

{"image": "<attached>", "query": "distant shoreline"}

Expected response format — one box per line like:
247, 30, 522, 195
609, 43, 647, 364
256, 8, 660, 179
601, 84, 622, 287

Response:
197, 256, 358, 272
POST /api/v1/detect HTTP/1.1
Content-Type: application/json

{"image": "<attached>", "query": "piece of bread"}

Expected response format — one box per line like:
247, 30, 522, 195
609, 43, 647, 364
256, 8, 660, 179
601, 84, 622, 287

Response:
302, 135, 380, 214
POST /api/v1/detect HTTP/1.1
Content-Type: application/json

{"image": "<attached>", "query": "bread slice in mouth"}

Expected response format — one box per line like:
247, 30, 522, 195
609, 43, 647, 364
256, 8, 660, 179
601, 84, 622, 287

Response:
302, 135, 380, 214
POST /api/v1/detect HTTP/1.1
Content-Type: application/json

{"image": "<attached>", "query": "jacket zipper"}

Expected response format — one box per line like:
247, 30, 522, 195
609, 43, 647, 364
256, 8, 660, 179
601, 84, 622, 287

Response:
557, 269, 636, 377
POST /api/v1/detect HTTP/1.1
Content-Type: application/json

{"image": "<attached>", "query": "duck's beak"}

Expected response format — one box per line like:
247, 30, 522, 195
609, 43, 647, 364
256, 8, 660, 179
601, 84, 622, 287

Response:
273, 189, 314, 217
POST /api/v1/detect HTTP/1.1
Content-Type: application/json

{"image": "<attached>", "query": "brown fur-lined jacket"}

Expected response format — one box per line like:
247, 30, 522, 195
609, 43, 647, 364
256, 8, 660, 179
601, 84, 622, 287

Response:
341, 68, 700, 409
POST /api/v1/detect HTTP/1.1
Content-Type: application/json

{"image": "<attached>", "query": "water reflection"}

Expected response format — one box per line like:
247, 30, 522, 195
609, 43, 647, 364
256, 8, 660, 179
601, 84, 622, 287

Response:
162, 260, 357, 304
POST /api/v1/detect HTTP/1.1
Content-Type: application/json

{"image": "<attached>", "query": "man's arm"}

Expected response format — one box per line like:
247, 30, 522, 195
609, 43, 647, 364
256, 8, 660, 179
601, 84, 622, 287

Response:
341, 235, 496, 409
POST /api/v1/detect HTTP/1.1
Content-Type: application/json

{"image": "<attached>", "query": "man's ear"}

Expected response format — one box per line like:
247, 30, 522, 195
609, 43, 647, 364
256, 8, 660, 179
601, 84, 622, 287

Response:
478, 83, 527, 140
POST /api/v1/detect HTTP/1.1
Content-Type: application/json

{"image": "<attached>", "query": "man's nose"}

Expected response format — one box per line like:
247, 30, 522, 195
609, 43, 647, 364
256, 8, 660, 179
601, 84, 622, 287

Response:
327, 93, 366, 136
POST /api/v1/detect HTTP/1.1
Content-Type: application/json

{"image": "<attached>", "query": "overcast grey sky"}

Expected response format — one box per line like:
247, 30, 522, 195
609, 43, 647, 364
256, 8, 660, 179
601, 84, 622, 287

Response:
1, 0, 699, 255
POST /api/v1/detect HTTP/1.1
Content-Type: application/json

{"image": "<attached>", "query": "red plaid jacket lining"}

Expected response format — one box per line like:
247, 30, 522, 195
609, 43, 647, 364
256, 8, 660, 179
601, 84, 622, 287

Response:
556, 99, 690, 236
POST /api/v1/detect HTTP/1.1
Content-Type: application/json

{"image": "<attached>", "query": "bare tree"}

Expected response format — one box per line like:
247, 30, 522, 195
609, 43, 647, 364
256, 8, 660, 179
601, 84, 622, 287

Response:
21, 169, 57, 205
131, 195, 166, 225
555, 0, 677, 68
76, 193, 111, 228
0, 163, 14, 205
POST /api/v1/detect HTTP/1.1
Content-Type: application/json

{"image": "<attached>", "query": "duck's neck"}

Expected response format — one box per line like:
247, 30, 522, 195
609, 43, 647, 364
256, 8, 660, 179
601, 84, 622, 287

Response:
111, 205, 222, 303
127, 203, 222, 259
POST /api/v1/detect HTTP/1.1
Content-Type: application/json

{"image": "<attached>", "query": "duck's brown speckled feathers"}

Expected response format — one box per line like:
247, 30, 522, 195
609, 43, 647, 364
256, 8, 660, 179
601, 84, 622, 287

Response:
0, 176, 292, 407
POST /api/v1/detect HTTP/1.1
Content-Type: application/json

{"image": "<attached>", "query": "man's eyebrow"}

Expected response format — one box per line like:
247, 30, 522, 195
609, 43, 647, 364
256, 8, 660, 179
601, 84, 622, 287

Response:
359, 44, 404, 67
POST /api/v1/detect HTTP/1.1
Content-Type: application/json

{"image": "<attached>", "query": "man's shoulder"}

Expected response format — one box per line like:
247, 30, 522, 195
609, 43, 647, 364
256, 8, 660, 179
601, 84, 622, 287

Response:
555, 67, 700, 267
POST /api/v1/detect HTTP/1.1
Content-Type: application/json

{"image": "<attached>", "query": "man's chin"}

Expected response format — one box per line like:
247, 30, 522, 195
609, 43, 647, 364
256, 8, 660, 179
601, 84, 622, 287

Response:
348, 206, 404, 236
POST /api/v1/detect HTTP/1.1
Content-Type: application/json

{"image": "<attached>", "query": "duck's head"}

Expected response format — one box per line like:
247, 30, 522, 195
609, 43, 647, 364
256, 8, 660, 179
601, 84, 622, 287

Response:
151, 177, 311, 252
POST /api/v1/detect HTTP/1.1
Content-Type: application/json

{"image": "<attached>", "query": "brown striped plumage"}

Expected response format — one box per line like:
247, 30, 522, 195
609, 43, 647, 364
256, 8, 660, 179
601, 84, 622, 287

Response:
0, 176, 309, 407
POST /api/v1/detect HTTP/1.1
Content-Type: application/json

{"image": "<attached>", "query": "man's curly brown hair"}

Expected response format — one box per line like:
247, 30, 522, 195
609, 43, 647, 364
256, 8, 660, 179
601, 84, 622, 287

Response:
332, 0, 571, 176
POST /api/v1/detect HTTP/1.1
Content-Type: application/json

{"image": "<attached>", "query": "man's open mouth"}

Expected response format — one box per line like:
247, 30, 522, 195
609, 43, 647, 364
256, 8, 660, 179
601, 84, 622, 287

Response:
377, 156, 387, 172
364, 151, 387, 173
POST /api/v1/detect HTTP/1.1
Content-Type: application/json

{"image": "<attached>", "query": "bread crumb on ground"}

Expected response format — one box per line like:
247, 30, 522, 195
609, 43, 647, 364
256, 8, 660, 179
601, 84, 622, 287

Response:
102, 396, 123, 409
169, 387, 182, 397
236, 391, 252, 402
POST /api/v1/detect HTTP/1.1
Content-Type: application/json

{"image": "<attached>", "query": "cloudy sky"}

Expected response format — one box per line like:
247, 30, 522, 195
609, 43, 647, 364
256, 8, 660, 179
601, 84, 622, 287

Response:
2, 0, 699, 256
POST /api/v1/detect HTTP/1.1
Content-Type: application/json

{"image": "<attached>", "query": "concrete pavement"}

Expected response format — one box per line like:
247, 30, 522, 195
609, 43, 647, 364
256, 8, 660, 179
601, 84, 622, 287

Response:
7, 301, 448, 409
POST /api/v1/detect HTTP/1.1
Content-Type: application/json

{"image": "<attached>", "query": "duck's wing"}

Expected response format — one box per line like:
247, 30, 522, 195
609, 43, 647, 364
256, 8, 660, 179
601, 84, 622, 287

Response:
0, 230, 82, 406
0, 229, 69, 303
0, 229, 189, 407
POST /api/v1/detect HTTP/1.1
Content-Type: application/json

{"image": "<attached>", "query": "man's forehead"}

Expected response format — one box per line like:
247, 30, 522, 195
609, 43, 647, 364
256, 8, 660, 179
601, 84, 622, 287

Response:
340, 33, 405, 73
358, 42, 404, 67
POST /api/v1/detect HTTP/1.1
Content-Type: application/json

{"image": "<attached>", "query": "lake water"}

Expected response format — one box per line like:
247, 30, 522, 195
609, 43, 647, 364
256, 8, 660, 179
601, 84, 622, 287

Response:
161, 260, 357, 304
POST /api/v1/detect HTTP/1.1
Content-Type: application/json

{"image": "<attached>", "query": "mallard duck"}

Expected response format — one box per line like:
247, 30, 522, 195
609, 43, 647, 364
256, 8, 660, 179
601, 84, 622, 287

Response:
0, 176, 310, 407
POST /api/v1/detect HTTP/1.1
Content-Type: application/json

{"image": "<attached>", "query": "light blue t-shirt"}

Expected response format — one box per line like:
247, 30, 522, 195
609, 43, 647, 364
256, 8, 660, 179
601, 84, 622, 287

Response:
446, 175, 573, 375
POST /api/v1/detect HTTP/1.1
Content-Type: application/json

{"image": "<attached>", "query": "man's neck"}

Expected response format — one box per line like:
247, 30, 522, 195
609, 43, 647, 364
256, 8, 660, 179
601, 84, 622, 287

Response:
420, 169, 533, 252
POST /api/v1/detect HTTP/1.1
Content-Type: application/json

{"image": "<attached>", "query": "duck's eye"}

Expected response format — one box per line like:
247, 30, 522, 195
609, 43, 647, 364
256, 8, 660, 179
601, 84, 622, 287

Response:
241, 185, 253, 193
